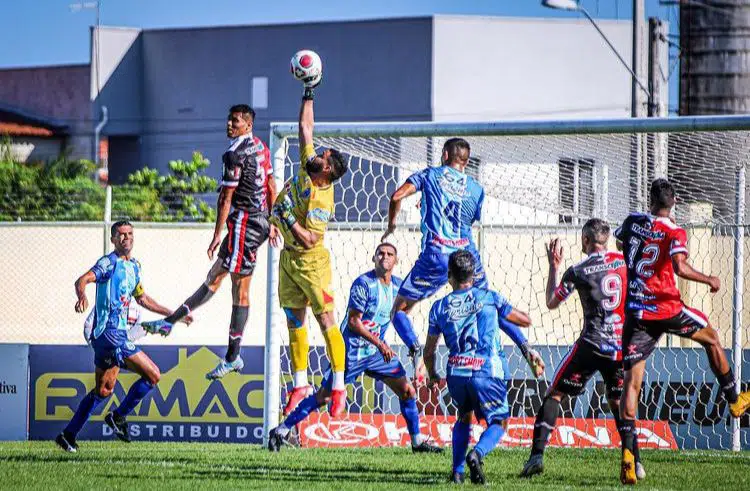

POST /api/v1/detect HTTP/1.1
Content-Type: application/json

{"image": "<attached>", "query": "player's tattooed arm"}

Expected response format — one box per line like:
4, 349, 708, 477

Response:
347, 309, 395, 362
287, 222, 321, 250
382, 182, 417, 242
672, 253, 721, 293
423, 334, 441, 387
506, 308, 532, 328
208, 186, 236, 259
135, 292, 192, 324
74, 270, 97, 313
298, 97, 314, 148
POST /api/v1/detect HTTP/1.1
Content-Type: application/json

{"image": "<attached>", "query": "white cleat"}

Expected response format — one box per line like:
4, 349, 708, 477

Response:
636, 461, 646, 481
206, 357, 244, 380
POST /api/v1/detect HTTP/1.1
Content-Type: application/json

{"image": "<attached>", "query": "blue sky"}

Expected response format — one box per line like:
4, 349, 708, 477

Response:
4, 0, 681, 110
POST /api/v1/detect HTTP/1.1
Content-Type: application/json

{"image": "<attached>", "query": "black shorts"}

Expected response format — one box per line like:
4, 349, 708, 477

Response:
218, 210, 269, 275
548, 340, 624, 400
622, 306, 709, 369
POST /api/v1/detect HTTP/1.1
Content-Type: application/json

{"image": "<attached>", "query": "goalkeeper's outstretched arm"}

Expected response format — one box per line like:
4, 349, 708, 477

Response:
298, 95, 314, 149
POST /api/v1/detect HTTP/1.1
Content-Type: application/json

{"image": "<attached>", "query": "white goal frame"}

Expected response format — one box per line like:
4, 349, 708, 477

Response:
264, 115, 750, 451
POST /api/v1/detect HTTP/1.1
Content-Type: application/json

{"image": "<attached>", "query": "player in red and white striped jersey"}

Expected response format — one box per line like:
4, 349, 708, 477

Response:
614, 178, 750, 484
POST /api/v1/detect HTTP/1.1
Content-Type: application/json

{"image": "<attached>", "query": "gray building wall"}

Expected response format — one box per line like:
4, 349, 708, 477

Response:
0, 64, 91, 159
93, 18, 433, 180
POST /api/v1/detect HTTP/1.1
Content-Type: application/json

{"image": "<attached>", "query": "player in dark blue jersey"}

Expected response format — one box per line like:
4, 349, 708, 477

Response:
383, 138, 488, 381
55, 221, 191, 452
425, 250, 545, 484
268, 243, 442, 454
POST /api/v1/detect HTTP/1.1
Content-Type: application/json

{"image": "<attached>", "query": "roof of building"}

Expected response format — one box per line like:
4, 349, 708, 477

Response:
0, 103, 68, 137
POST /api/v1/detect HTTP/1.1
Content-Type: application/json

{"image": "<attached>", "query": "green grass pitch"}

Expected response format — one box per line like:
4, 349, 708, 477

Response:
1, 442, 749, 490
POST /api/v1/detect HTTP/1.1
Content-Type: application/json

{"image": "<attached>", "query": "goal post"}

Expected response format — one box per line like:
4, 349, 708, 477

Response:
264, 115, 750, 451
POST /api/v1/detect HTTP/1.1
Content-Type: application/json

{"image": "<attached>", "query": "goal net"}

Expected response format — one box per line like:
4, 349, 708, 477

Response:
264, 117, 750, 451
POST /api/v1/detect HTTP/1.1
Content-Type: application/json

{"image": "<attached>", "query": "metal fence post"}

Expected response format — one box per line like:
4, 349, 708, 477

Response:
102, 184, 112, 255
731, 163, 746, 452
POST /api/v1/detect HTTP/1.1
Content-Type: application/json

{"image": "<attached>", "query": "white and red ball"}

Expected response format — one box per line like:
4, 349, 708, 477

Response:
290, 50, 322, 85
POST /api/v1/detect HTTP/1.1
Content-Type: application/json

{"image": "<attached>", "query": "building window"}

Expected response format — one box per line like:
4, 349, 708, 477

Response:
559, 158, 594, 224
251, 77, 268, 109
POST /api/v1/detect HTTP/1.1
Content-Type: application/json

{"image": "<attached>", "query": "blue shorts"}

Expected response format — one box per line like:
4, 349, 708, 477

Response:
321, 354, 406, 390
447, 376, 509, 425
91, 329, 140, 370
398, 250, 487, 301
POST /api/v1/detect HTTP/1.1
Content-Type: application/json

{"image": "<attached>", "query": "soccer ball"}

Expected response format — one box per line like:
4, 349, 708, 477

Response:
290, 50, 322, 86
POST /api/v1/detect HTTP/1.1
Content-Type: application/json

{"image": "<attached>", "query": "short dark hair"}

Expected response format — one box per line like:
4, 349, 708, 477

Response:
328, 148, 348, 182
111, 220, 133, 237
375, 242, 398, 256
582, 218, 610, 245
448, 250, 475, 285
443, 138, 471, 164
650, 178, 675, 210
229, 104, 255, 122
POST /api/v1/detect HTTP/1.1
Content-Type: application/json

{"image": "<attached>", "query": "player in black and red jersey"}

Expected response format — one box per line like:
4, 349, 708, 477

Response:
520, 218, 642, 479
143, 104, 279, 380
615, 178, 750, 484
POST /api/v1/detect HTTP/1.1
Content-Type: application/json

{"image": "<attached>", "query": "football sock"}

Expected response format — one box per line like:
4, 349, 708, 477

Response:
617, 418, 636, 454
399, 397, 421, 441
226, 305, 249, 362
718, 369, 739, 404
288, 325, 309, 387
531, 396, 561, 457
322, 326, 346, 387
392, 311, 419, 350
613, 412, 641, 462
452, 421, 471, 474
114, 378, 154, 417
282, 394, 324, 429
165, 284, 215, 323
64, 390, 105, 437
475, 422, 505, 458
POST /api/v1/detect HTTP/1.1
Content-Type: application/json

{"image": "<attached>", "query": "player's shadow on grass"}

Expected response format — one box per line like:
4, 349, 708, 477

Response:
173, 462, 442, 485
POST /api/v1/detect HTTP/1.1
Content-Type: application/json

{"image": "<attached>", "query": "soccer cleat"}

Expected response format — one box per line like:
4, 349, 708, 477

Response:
55, 432, 78, 453
449, 471, 465, 484
267, 427, 284, 452
729, 391, 750, 418
283, 385, 313, 416
105, 412, 131, 443
620, 449, 637, 485
412, 440, 444, 454
465, 449, 486, 485
635, 461, 646, 481
142, 319, 173, 337
519, 454, 544, 478
206, 357, 244, 380
329, 389, 347, 419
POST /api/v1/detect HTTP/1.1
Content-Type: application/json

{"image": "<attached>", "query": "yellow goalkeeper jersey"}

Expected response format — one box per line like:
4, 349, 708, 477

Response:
271, 143, 334, 253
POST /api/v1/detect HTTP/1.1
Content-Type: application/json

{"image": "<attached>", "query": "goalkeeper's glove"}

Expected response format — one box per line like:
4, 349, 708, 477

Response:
302, 75, 322, 100
519, 342, 545, 379
272, 194, 296, 228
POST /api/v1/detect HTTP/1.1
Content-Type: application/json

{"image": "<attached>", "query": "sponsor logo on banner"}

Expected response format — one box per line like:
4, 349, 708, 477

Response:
30, 345, 264, 443
0, 344, 29, 441
298, 414, 677, 449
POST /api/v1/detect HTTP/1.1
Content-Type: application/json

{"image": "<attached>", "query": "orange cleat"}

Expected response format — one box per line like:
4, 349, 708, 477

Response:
329, 389, 347, 419
284, 386, 312, 416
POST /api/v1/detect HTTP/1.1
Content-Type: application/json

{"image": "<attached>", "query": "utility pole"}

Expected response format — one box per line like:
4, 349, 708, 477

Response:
631, 0, 647, 211
649, 17, 668, 179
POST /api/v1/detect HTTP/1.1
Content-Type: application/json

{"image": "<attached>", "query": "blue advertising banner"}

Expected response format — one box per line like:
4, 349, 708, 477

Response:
30, 345, 265, 443
0, 344, 29, 441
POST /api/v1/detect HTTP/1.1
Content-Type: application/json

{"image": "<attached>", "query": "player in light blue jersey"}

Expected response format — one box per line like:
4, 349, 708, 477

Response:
425, 250, 545, 484
55, 221, 191, 452
382, 138, 488, 380
268, 243, 442, 454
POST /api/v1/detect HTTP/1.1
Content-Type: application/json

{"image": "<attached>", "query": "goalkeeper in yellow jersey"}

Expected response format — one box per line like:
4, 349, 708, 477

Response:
270, 72, 349, 418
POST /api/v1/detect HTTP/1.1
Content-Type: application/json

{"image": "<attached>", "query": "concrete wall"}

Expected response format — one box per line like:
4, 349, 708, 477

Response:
0, 64, 91, 159
8, 137, 65, 162
2, 224, 747, 351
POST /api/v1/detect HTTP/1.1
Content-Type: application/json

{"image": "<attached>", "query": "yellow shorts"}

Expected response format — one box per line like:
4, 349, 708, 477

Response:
279, 248, 335, 315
